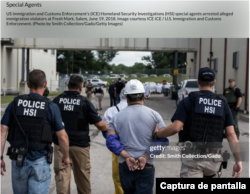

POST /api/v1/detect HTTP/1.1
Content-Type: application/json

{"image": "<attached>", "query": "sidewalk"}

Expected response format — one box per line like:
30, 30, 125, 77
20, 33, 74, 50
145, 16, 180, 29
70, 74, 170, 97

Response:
239, 112, 249, 122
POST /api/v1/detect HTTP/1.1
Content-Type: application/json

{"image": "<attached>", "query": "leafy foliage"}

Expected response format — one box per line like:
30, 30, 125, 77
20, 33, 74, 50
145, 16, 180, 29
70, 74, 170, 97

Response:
56, 50, 186, 74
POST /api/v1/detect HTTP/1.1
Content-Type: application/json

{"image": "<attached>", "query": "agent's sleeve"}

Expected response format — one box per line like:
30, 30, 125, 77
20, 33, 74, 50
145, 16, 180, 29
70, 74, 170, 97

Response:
234, 88, 243, 98
49, 103, 65, 132
85, 100, 102, 124
171, 98, 189, 123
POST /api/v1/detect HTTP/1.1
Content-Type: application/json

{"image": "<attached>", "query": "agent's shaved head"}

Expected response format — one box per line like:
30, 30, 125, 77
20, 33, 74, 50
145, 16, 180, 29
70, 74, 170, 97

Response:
68, 75, 83, 89
28, 69, 46, 89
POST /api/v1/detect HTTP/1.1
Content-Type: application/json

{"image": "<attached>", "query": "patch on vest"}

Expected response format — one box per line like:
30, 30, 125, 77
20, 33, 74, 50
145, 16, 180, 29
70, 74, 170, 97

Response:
58, 97, 81, 112
195, 97, 224, 116
16, 99, 47, 117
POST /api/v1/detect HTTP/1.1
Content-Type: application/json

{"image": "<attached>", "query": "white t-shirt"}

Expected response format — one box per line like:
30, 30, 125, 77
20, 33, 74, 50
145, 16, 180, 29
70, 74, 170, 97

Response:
103, 100, 128, 124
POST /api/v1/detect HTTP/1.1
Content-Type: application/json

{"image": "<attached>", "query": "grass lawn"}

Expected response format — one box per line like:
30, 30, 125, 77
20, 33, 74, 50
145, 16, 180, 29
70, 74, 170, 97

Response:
102, 77, 173, 84
48, 91, 63, 97
1, 91, 62, 105
1, 96, 15, 105
102, 76, 187, 84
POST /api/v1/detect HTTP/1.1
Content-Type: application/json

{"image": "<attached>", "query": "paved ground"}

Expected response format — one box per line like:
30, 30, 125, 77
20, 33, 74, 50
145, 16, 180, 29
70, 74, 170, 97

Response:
0, 90, 249, 194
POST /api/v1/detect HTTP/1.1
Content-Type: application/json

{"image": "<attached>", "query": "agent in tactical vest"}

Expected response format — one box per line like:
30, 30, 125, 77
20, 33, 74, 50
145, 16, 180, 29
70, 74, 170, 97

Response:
153, 67, 242, 178
94, 84, 104, 111
1, 69, 70, 194
53, 75, 108, 194
223, 79, 243, 140
85, 81, 94, 101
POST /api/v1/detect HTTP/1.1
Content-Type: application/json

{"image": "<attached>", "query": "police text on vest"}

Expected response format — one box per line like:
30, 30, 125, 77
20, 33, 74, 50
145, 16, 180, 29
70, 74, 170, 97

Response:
18, 99, 45, 116
59, 98, 80, 111
199, 97, 222, 114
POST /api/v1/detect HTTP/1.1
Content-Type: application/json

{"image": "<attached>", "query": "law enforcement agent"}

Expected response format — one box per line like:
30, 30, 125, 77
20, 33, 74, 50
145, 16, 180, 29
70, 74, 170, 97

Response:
85, 80, 94, 101
94, 84, 104, 111
153, 67, 242, 178
53, 75, 108, 194
223, 78, 242, 139
0, 69, 70, 194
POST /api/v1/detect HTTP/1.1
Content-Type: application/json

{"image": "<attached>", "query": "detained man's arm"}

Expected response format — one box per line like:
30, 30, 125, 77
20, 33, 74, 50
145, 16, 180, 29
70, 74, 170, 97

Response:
95, 120, 108, 132
107, 129, 131, 158
114, 87, 117, 97
56, 129, 70, 167
225, 126, 242, 178
107, 129, 138, 171
156, 120, 184, 138
1, 125, 8, 175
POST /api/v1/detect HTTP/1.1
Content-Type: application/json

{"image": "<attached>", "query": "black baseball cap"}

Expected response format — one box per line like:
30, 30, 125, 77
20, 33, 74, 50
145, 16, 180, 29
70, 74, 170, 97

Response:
198, 67, 215, 82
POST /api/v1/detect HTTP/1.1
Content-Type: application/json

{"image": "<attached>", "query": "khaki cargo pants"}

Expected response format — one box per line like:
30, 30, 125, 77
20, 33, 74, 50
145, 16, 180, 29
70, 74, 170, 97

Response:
87, 92, 92, 102
180, 157, 222, 178
54, 145, 91, 194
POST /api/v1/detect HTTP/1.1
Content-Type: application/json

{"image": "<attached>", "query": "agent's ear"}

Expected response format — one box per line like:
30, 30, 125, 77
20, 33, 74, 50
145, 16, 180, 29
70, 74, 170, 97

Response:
79, 85, 83, 93
43, 81, 47, 88
213, 80, 216, 87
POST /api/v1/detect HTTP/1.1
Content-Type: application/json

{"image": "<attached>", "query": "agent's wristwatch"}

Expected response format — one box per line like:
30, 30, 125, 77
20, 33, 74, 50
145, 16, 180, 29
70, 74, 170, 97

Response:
1, 156, 3, 160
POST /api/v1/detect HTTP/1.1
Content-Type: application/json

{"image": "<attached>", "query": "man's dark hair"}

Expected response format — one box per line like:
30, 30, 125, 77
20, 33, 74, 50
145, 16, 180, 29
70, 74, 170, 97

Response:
68, 75, 83, 89
198, 80, 214, 87
127, 93, 144, 102
118, 78, 121, 81
28, 69, 46, 89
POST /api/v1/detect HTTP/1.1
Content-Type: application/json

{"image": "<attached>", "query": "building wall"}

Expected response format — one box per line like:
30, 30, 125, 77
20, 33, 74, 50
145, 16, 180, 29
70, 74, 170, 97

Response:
192, 38, 249, 111
0, 46, 3, 95
1, 47, 58, 95
30, 49, 58, 91
210, 38, 225, 96
186, 52, 195, 78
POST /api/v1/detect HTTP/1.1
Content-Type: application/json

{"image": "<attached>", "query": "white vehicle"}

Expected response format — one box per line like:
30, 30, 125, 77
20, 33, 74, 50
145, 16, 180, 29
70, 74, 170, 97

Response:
162, 74, 171, 77
87, 79, 108, 87
120, 74, 128, 78
176, 79, 215, 106
109, 74, 120, 79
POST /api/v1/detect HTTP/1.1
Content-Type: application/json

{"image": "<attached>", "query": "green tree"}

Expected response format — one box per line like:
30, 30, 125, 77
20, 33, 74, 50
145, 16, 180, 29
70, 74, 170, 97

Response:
142, 52, 187, 69
96, 51, 118, 70
57, 50, 95, 74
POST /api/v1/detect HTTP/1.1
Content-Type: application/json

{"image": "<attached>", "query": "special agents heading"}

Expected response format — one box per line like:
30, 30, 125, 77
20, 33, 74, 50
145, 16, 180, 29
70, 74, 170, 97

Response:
6, 2, 42, 8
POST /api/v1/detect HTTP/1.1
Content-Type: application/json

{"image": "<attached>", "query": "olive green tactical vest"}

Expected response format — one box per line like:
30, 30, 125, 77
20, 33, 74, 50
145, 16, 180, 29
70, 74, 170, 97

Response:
224, 87, 237, 103
86, 84, 93, 92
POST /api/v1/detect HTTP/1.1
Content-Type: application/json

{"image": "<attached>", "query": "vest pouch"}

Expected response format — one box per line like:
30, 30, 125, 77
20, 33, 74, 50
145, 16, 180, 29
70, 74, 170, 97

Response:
41, 124, 53, 143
